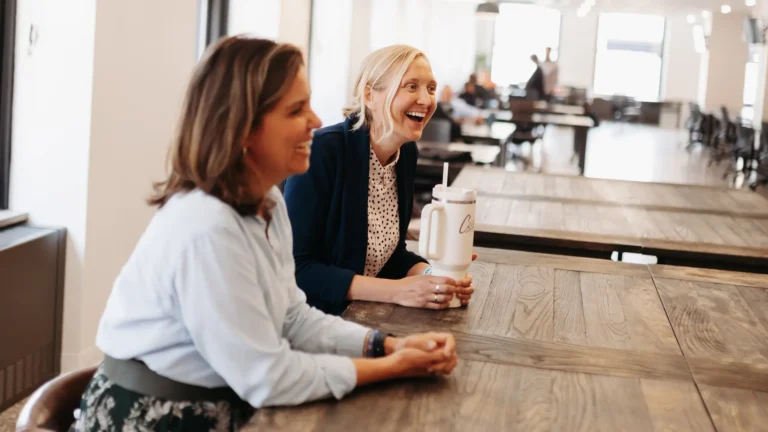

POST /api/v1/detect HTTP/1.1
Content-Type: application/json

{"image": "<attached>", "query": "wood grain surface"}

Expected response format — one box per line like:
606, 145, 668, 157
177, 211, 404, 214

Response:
653, 275, 768, 430
453, 167, 768, 218
248, 248, 768, 431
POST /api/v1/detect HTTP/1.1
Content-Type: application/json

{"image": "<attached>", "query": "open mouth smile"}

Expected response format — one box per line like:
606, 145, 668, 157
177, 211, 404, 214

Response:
405, 111, 426, 123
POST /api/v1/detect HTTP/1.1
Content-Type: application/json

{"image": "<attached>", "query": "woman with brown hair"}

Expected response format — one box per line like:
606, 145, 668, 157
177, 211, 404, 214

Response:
72, 36, 458, 431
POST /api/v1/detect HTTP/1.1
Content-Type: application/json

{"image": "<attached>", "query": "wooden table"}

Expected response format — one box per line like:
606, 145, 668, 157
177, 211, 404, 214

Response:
461, 122, 517, 145
414, 142, 501, 190
443, 167, 768, 272
417, 141, 501, 168
458, 122, 517, 167
453, 167, 768, 218
492, 111, 595, 174
247, 247, 768, 431
531, 101, 587, 116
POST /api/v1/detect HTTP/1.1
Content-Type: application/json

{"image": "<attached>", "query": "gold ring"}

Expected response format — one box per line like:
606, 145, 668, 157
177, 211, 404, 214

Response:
434, 293, 438, 302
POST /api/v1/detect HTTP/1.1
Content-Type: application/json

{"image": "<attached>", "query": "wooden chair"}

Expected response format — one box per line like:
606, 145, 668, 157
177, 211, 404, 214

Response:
15, 366, 97, 432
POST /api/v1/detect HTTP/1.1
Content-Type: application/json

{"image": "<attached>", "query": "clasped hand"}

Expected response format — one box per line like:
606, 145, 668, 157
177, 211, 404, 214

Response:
390, 332, 458, 376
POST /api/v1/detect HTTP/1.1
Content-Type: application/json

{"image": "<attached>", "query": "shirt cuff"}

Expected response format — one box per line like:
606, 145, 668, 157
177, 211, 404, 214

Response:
334, 321, 371, 357
318, 355, 358, 399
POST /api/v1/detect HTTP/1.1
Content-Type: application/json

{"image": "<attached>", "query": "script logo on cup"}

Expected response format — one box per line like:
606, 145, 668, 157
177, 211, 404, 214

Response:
459, 214, 475, 234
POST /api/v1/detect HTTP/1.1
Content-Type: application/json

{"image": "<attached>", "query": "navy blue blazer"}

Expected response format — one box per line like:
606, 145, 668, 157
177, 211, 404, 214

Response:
284, 117, 427, 315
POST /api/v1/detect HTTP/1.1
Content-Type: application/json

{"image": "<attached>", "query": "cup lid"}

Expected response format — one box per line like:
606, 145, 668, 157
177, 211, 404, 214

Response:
432, 184, 477, 202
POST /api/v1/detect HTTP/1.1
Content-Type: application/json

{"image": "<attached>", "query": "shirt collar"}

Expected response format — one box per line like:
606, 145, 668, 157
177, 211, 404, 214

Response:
370, 146, 400, 169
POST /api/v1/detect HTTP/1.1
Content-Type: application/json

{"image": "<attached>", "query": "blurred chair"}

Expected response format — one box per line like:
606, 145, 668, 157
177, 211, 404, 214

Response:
720, 120, 754, 183
15, 366, 97, 432
709, 107, 739, 166
421, 118, 452, 143
506, 122, 545, 170
750, 127, 768, 191
611, 96, 640, 123
685, 103, 704, 149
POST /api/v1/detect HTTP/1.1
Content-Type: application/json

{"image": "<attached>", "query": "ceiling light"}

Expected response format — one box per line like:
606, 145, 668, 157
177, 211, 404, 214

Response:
476, 1, 500, 19
721, 4, 732, 13
746, 0, 757, 6
687, 14, 696, 24
702, 10, 711, 18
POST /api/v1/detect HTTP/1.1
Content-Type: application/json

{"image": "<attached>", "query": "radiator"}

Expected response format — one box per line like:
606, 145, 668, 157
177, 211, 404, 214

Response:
0, 223, 66, 412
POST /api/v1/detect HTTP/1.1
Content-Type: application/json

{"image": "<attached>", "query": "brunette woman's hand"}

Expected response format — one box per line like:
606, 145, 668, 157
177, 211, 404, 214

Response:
393, 332, 458, 375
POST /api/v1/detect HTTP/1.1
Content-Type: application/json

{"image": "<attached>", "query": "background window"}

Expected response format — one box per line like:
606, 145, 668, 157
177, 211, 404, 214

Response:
744, 61, 757, 107
593, 12, 666, 101
308, 0, 353, 127
490, 4, 561, 87
227, 0, 280, 39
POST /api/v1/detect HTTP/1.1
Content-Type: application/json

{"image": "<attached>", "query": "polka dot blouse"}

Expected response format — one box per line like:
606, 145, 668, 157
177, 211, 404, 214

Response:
364, 147, 400, 277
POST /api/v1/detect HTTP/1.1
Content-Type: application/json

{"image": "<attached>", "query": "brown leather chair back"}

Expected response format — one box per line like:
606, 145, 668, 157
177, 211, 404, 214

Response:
15, 366, 97, 432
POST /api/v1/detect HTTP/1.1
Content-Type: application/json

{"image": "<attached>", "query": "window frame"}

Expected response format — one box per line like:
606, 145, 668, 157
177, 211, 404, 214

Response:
205, 0, 230, 46
0, 0, 17, 210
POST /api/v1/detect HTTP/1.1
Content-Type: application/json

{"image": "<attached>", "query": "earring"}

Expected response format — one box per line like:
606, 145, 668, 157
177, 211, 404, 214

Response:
242, 146, 249, 156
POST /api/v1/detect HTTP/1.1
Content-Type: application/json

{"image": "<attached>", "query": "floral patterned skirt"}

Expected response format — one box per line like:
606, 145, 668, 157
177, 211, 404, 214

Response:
71, 365, 255, 431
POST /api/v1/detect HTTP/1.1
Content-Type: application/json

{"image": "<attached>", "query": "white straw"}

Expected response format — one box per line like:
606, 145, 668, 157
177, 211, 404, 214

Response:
442, 162, 449, 188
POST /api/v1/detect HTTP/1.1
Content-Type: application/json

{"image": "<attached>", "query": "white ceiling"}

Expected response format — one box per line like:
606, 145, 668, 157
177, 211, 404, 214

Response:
471, 0, 763, 15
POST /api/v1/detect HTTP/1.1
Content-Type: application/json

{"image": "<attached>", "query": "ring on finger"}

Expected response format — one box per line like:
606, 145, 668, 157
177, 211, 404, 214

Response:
435, 284, 440, 294
434, 293, 439, 302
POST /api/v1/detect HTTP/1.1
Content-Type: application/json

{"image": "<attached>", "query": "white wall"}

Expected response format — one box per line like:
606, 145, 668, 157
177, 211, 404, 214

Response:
346, 0, 373, 103
308, 0, 353, 126
698, 12, 750, 113
424, 0, 477, 92
278, 0, 312, 54
228, 0, 281, 39
558, 8, 599, 92
9, 0, 97, 370
77, 0, 199, 368
661, 14, 702, 103
10, 0, 199, 372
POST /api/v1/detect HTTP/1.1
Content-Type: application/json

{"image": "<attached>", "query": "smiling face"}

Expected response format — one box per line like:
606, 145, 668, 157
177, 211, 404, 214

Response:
246, 66, 321, 185
367, 56, 437, 144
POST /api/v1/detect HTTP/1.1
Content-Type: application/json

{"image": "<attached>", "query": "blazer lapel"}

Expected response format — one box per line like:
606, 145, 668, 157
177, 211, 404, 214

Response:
339, 118, 370, 274
395, 142, 412, 243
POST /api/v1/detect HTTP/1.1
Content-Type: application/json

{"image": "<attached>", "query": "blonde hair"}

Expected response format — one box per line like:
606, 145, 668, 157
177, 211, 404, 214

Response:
342, 45, 427, 139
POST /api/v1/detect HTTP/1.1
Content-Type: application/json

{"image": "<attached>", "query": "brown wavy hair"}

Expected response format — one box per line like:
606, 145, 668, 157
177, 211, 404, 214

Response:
148, 36, 304, 217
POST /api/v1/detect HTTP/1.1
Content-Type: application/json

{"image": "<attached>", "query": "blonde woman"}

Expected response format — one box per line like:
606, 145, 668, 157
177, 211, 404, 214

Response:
72, 37, 458, 431
284, 45, 476, 316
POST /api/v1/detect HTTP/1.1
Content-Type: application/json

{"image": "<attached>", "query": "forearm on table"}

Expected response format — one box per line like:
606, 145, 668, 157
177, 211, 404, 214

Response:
346, 275, 398, 302
352, 357, 399, 386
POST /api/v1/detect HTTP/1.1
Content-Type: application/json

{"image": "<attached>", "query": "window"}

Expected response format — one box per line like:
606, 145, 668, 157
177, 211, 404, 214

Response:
593, 12, 666, 101
0, 0, 16, 209
744, 61, 757, 107
308, 0, 353, 126
198, 0, 282, 58
490, 4, 561, 87
226, 0, 280, 39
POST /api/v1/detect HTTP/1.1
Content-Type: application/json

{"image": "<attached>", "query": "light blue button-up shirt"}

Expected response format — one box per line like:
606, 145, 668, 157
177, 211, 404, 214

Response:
96, 187, 369, 408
